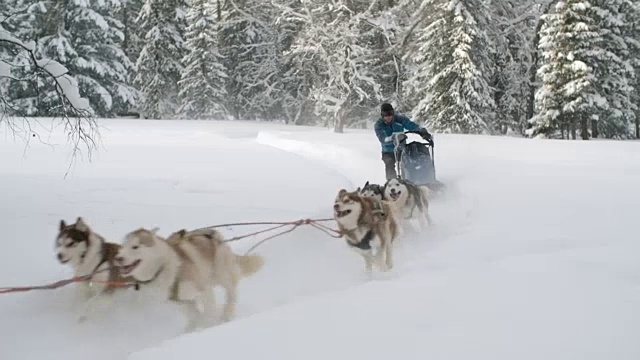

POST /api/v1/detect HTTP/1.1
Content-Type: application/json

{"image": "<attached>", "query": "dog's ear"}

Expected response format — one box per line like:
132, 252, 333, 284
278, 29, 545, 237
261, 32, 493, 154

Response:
59, 219, 66, 231
177, 229, 187, 238
356, 187, 361, 192
149, 227, 160, 235
364, 181, 369, 186
139, 232, 156, 247
75, 217, 90, 233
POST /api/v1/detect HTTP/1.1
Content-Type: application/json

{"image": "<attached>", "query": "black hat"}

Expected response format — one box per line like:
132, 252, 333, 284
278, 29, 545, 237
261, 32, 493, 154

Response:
381, 103, 394, 116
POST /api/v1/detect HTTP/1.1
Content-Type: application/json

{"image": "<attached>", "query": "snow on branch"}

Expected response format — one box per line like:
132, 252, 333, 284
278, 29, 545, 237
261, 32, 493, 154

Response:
0, 26, 100, 172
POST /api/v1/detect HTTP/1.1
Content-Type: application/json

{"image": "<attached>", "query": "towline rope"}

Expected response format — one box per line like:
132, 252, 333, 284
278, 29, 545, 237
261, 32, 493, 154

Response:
0, 267, 137, 295
220, 218, 343, 255
0, 217, 342, 295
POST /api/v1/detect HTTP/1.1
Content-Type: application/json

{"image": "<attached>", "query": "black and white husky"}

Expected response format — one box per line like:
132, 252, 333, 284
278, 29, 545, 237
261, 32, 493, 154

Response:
357, 181, 384, 201
55, 217, 136, 322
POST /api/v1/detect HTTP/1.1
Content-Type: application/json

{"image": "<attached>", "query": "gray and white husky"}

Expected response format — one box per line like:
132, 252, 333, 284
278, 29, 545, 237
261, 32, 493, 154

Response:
114, 227, 265, 332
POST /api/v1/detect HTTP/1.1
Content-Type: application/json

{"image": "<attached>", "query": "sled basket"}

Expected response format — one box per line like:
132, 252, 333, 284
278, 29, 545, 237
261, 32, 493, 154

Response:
392, 131, 445, 192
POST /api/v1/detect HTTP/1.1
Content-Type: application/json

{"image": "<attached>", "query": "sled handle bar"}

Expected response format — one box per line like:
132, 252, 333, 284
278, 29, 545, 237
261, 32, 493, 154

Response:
402, 130, 434, 146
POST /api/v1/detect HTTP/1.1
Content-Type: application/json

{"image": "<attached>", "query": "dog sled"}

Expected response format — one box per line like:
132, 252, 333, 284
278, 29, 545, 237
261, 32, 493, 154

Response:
391, 130, 446, 195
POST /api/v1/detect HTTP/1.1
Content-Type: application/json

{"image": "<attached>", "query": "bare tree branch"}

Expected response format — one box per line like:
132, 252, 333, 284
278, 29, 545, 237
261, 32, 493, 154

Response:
1, 26, 101, 177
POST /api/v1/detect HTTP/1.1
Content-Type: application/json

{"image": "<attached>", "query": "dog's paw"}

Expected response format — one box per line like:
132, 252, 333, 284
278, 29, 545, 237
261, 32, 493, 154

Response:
361, 266, 376, 281
374, 257, 390, 271
364, 266, 373, 276
371, 271, 399, 282
385, 260, 394, 271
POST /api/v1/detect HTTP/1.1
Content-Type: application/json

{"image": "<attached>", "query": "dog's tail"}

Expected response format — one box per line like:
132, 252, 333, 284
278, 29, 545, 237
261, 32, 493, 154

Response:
419, 185, 432, 202
235, 254, 265, 277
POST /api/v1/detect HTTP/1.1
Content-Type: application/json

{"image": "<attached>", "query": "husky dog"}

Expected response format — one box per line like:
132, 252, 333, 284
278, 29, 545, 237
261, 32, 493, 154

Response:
333, 189, 400, 274
115, 227, 264, 332
55, 217, 135, 322
383, 177, 433, 232
357, 181, 384, 201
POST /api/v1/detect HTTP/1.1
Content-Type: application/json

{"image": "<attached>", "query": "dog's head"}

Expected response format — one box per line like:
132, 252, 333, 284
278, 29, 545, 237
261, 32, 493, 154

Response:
55, 217, 92, 266
358, 181, 384, 201
384, 177, 409, 202
115, 227, 163, 280
333, 189, 364, 221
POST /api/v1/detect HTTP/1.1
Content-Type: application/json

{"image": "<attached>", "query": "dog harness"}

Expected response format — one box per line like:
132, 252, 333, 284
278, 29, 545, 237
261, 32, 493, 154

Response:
338, 198, 387, 251
347, 229, 374, 250
88, 241, 140, 291
371, 199, 385, 216
146, 240, 196, 302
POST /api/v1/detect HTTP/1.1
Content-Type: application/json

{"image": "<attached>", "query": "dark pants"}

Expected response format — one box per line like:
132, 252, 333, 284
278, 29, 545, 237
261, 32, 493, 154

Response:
382, 152, 397, 180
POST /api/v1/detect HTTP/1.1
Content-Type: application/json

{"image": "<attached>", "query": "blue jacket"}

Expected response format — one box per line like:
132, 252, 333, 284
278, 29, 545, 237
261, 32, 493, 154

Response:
374, 114, 421, 153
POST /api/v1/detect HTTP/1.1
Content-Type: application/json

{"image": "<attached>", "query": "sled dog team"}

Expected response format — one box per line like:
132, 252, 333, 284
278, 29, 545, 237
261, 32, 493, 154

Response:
54, 176, 434, 333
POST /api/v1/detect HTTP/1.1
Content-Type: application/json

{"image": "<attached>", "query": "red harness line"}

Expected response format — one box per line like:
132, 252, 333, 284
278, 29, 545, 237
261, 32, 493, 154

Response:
0, 267, 110, 294
0, 217, 341, 295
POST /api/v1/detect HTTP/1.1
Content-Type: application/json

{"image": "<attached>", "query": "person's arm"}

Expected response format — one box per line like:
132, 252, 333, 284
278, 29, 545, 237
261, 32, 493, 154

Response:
397, 114, 433, 143
396, 114, 421, 131
374, 121, 391, 143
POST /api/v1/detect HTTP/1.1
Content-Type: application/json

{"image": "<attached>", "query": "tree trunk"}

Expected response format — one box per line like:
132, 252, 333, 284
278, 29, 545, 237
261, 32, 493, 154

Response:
636, 116, 639, 139
123, 6, 130, 55
334, 107, 345, 133
580, 116, 589, 140
571, 118, 577, 140
591, 119, 599, 138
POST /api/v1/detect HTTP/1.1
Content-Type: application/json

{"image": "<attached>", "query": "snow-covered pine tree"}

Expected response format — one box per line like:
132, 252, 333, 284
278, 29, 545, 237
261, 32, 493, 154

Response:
270, 0, 315, 125
117, 0, 144, 63
1, 0, 21, 34
177, 0, 227, 120
272, 0, 400, 127
133, 0, 187, 119
589, 0, 634, 138
218, 0, 279, 120
525, 0, 560, 127
622, 0, 640, 138
1, 1, 18, 115
364, 0, 407, 115
404, 0, 496, 134
31, 0, 136, 117
395, 0, 443, 113
1, 0, 47, 41
2, 0, 63, 116
115, 0, 144, 115
487, 0, 539, 135
284, 0, 385, 132
531, 0, 633, 139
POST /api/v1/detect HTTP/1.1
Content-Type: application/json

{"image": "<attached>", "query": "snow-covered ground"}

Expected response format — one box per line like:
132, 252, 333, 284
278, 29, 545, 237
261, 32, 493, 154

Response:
1, 118, 639, 360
